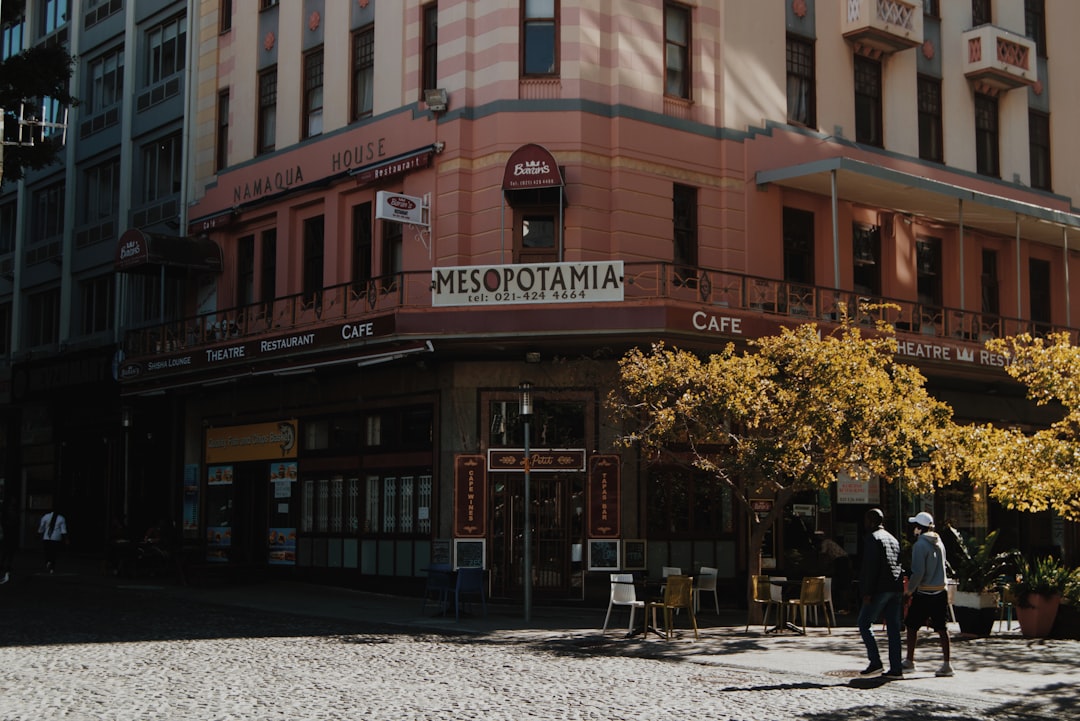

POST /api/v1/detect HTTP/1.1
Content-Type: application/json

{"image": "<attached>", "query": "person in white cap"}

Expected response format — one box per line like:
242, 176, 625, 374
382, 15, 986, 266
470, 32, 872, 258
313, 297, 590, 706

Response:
902, 511, 953, 677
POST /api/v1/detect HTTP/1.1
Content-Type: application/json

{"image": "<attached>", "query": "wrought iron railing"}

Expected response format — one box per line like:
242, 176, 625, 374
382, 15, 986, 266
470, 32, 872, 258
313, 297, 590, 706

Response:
122, 263, 1076, 358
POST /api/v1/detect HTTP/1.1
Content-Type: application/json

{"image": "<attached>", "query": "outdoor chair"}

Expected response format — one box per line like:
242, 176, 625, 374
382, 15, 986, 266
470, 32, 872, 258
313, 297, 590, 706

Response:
646, 575, 699, 640
421, 563, 453, 615
454, 567, 487, 621
603, 573, 645, 634
785, 576, 831, 634
747, 574, 781, 632
695, 566, 720, 614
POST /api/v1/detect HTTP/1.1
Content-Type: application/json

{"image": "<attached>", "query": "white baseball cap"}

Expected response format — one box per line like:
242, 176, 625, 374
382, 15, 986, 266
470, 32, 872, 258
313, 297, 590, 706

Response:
908, 511, 934, 527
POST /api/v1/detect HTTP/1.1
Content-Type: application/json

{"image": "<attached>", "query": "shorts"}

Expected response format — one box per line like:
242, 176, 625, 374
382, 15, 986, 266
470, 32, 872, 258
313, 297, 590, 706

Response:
904, 590, 949, 632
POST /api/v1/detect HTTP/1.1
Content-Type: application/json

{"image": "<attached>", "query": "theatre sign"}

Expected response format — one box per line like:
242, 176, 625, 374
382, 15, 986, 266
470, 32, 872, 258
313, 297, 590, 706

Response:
432, 260, 624, 307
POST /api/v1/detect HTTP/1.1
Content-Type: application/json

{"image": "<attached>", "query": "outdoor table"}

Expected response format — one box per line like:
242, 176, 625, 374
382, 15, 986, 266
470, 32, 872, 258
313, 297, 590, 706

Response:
767, 578, 806, 635
617, 577, 667, 639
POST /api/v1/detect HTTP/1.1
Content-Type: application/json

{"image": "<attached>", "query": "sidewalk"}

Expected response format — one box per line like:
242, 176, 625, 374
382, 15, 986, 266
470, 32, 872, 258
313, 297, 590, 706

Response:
20, 551, 1080, 709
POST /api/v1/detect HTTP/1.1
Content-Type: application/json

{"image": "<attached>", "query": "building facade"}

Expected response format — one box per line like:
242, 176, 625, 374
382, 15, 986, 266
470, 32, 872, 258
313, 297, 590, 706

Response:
4, 0, 1079, 602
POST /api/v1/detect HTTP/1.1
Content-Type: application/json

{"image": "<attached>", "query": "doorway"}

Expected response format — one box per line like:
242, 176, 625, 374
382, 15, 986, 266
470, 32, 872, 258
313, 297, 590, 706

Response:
489, 471, 584, 599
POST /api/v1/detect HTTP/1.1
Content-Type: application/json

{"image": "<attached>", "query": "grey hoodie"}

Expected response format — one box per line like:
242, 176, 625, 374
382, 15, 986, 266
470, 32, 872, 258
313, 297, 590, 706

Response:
907, 530, 948, 593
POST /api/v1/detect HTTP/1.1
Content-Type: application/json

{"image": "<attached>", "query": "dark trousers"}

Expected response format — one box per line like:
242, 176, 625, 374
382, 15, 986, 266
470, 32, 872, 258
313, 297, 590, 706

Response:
857, 590, 903, 671
43, 539, 62, 569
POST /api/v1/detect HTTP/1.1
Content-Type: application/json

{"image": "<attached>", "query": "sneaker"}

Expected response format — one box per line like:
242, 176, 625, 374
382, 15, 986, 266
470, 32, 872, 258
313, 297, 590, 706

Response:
883, 669, 904, 679
935, 662, 955, 677
901, 659, 916, 671
859, 663, 883, 678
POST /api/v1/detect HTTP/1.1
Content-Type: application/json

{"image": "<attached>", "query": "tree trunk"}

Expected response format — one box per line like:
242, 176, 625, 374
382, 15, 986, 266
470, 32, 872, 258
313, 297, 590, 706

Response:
743, 487, 794, 624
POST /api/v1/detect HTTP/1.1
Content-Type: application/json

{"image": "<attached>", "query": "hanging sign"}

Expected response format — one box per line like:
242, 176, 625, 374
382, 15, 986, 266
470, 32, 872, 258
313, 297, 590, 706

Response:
588, 454, 621, 538
453, 455, 487, 538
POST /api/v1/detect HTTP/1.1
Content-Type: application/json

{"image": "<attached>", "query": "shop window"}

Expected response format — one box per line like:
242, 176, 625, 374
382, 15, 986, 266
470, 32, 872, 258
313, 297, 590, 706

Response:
854, 55, 882, 147
363, 406, 433, 451
786, 34, 816, 127
647, 467, 733, 538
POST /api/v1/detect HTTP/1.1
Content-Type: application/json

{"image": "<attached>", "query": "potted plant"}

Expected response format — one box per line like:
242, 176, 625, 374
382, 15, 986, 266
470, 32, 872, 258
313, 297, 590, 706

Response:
1012, 556, 1076, 638
940, 525, 1019, 636
1051, 564, 1080, 639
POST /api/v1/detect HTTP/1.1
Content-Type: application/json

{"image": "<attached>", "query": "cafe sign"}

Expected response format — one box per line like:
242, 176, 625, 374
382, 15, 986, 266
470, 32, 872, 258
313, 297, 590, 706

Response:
487, 448, 586, 472
453, 455, 487, 538
587, 455, 620, 538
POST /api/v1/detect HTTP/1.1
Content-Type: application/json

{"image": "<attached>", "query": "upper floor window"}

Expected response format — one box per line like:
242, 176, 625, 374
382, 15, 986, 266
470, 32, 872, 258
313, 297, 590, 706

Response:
971, 0, 991, 26
141, 132, 182, 203
382, 220, 403, 276
352, 202, 373, 288
38, 0, 68, 38
2, 19, 24, 59
916, 237, 942, 308
854, 56, 883, 147
260, 229, 277, 303
917, 75, 943, 163
79, 274, 113, 335
351, 27, 374, 121
783, 208, 814, 285
261, 0, 278, 9
522, 0, 558, 76
26, 287, 60, 347
220, 0, 233, 33
147, 15, 186, 86
0, 303, 10, 357
673, 183, 698, 283
216, 90, 229, 171
80, 157, 120, 224
0, 202, 16, 254
981, 249, 999, 316
786, 34, 816, 127
237, 235, 255, 306
1025, 0, 1046, 57
87, 47, 124, 115
32, 182, 65, 242
302, 48, 324, 139
923, 0, 940, 17
1029, 110, 1051, 191
258, 67, 277, 154
974, 93, 999, 177
303, 216, 325, 301
664, 2, 691, 99
1029, 258, 1051, 326
852, 223, 881, 296
421, 4, 438, 95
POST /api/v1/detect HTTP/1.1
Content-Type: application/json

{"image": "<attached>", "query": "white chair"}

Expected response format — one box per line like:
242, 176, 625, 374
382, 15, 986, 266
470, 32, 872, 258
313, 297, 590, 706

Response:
603, 573, 645, 634
695, 566, 720, 613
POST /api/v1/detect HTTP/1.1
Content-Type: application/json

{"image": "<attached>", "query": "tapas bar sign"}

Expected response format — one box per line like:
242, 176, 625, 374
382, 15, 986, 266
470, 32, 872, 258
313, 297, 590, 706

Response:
453, 455, 487, 538
487, 448, 586, 473
588, 455, 620, 538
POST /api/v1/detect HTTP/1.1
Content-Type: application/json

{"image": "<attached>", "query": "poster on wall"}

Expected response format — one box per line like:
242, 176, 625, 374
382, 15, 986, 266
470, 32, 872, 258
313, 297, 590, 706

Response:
268, 527, 297, 565
206, 464, 233, 562
182, 464, 199, 537
588, 539, 620, 571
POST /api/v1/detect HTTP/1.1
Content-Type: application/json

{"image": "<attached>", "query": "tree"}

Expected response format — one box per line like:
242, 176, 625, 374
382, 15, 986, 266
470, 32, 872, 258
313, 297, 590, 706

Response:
607, 311, 963, 613
0, 0, 76, 184
961, 332, 1080, 521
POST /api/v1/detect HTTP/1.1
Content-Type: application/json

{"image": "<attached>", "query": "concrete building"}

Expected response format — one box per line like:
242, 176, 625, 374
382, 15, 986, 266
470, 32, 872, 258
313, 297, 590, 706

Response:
5, 1, 1079, 602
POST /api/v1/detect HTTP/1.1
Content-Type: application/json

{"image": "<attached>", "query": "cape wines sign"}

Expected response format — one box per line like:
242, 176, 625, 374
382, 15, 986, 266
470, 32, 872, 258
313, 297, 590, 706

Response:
453, 455, 487, 537
432, 260, 624, 306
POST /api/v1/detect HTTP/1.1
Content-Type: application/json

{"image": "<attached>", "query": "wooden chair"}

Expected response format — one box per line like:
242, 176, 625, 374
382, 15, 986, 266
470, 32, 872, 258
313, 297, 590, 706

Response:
746, 574, 781, 632
695, 566, 720, 614
646, 575, 699, 640
603, 573, 645, 634
785, 576, 831, 634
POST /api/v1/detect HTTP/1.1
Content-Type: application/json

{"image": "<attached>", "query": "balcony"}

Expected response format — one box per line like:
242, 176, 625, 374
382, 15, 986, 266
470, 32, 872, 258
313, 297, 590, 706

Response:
962, 24, 1037, 92
841, 0, 923, 56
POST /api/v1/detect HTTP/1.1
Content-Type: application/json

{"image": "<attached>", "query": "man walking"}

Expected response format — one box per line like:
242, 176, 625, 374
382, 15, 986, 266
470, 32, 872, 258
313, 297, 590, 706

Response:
903, 511, 954, 677
857, 508, 904, 679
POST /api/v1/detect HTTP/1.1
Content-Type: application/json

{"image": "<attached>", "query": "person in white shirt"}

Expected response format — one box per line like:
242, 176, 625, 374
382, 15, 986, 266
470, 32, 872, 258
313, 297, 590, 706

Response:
38, 507, 68, 574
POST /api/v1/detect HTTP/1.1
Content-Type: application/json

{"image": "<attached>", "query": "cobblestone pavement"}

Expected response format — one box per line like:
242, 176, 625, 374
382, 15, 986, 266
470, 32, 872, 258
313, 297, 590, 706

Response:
1, 568, 1076, 720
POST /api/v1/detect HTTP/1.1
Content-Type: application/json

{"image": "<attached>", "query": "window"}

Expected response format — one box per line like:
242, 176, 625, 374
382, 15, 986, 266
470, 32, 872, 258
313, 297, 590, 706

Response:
673, 184, 698, 283
852, 223, 881, 296
786, 35, 816, 127
80, 157, 120, 224
0, 303, 10, 356
216, 90, 229, 171
981, 249, 999, 315
1025, 0, 1046, 57
27, 287, 60, 347
303, 216, 324, 301
854, 56, 882, 147
783, 208, 814, 285
87, 48, 123, 115
1029, 258, 1051, 327
0, 202, 15, 254
257, 67, 277, 154
352, 202, 373, 290
351, 27, 374, 121
260, 229, 277, 303
32, 182, 65, 242
975, 93, 999, 177
515, 211, 556, 264
1029, 110, 1051, 191
421, 4, 438, 95
141, 133, 183, 203
917, 75, 943, 163
147, 15, 186, 85
923, 0, 940, 17
79, 274, 113, 335
916, 237, 942, 308
971, 0, 991, 26
220, 0, 233, 33
38, 0, 68, 38
648, 467, 733, 537
2, 18, 24, 60
237, 235, 255, 306
664, 2, 691, 98
522, 0, 557, 76
260, 0, 279, 9
382, 220, 403, 276
302, 48, 324, 139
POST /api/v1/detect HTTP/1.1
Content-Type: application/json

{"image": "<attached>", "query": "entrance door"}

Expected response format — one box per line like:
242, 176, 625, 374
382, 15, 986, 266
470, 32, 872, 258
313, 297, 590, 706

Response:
490, 472, 584, 599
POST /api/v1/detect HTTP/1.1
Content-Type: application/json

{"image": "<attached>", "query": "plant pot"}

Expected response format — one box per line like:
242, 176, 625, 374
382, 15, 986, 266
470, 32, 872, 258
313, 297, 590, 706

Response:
1017, 592, 1061, 638
952, 590, 998, 637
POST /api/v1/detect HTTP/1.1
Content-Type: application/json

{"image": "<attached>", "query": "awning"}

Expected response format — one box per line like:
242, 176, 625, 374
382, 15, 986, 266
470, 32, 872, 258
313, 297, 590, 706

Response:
115, 228, 224, 274
756, 156, 1080, 247
502, 143, 564, 190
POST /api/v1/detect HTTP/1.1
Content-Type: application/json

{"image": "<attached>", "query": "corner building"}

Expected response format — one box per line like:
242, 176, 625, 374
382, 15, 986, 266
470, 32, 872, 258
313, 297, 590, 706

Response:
118, 1, 1079, 602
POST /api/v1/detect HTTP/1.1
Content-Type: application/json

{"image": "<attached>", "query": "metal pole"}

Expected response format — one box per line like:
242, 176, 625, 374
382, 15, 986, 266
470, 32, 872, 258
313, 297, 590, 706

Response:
520, 381, 533, 623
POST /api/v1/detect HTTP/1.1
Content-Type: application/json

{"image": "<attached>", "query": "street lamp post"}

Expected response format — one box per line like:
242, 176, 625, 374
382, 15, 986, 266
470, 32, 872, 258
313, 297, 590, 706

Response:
519, 381, 533, 622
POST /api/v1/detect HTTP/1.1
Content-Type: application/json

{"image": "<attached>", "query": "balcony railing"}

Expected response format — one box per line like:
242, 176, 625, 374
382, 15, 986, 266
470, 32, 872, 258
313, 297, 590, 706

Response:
841, 0, 923, 55
122, 263, 1075, 360
962, 24, 1037, 92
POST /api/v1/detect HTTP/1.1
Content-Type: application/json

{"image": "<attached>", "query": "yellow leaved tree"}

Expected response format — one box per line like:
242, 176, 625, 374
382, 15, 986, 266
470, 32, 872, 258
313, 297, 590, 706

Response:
607, 312, 963, 612
962, 332, 1080, 521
